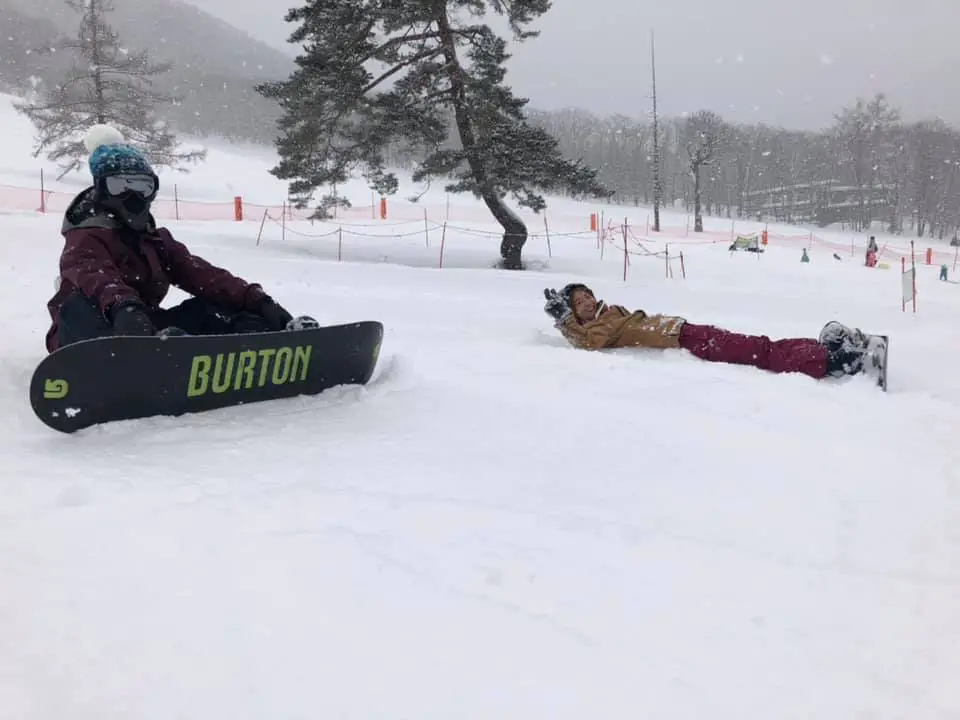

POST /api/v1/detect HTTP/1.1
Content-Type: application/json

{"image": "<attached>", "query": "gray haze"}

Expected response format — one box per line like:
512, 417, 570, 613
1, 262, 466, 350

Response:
183, 0, 960, 130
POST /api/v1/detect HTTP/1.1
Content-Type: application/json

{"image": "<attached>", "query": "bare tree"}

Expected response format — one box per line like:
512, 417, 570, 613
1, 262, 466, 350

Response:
15, 0, 205, 179
650, 29, 662, 231
833, 93, 899, 230
683, 110, 725, 231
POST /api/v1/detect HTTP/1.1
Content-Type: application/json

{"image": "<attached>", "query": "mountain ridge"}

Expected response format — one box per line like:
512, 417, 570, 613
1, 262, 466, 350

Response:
0, 0, 294, 143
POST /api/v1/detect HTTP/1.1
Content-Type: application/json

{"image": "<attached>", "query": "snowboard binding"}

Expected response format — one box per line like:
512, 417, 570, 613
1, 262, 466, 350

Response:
287, 315, 320, 330
154, 315, 320, 339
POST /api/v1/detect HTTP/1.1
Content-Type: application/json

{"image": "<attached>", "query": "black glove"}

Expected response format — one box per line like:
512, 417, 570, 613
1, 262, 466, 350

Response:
111, 301, 154, 336
543, 288, 572, 324
259, 297, 293, 331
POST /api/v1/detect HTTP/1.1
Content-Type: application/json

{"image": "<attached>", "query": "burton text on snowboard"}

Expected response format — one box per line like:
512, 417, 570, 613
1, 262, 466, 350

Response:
29, 321, 383, 433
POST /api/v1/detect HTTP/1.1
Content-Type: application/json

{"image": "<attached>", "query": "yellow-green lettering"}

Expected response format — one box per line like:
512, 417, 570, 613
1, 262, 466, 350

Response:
234, 350, 257, 390
212, 353, 235, 394
292, 345, 312, 382
188, 355, 212, 396
272, 347, 293, 384
256, 348, 277, 386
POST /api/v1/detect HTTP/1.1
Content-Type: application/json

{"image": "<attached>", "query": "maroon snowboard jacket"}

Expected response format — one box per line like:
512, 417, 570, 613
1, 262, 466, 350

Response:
46, 188, 268, 352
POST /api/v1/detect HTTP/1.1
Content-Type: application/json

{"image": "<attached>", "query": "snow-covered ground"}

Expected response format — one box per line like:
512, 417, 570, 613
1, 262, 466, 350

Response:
1, 93, 959, 719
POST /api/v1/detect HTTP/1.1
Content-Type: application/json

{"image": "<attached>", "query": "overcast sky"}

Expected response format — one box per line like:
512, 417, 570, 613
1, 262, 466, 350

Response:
183, 0, 959, 130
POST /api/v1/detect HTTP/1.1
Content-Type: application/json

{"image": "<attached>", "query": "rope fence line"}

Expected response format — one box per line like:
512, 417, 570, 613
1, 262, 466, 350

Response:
3, 172, 958, 269
253, 208, 604, 267
247, 202, 954, 297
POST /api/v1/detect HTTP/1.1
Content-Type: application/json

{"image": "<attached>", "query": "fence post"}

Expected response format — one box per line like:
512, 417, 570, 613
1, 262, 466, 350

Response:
174, 184, 180, 221
424, 208, 429, 247
39, 169, 45, 213
234, 196, 243, 221
379, 196, 387, 220
911, 240, 917, 313
624, 218, 630, 266
622, 220, 629, 282
543, 214, 552, 257
255, 208, 268, 246
439, 222, 447, 268
902, 257, 906, 312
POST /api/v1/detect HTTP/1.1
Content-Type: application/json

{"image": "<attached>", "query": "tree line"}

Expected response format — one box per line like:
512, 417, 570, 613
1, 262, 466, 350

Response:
534, 96, 960, 240
384, 94, 960, 241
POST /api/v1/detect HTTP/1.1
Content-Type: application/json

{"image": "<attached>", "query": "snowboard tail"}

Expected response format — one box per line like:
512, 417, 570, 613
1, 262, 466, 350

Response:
873, 334, 888, 392
30, 321, 383, 433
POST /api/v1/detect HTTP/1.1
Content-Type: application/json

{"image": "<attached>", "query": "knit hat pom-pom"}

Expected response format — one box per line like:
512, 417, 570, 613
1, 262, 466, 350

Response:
84, 124, 125, 153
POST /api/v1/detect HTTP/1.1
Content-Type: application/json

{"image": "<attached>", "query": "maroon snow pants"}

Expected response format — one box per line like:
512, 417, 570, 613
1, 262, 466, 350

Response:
677, 323, 828, 379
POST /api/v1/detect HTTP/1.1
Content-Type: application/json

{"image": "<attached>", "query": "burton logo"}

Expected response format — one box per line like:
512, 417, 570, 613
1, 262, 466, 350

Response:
187, 345, 312, 397
44, 379, 69, 399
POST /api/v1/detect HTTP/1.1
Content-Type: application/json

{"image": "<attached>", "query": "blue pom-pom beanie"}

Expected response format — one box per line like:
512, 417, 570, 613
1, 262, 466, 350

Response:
88, 143, 154, 179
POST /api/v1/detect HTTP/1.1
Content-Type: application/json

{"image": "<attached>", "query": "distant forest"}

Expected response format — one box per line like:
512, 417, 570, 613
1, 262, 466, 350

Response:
2, 0, 958, 238
383, 94, 960, 240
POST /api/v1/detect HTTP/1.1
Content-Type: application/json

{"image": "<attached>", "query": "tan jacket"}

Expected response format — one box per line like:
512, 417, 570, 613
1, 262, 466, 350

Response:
558, 303, 686, 351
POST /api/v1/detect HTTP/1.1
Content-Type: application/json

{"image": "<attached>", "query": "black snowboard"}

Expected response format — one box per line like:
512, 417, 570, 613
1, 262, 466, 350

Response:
29, 321, 383, 433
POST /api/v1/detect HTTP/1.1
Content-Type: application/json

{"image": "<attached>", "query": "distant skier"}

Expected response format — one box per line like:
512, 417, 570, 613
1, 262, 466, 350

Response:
45, 125, 304, 353
543, 283, 886, 383
865, 236, 879, 267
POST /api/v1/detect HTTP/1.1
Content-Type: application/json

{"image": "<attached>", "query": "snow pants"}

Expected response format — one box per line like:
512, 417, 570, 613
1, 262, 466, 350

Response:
57, 291, 270, 348
677, 322, 828, 379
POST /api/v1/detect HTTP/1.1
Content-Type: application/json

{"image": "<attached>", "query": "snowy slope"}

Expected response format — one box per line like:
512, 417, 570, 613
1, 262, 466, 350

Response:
1, 94, 959, 719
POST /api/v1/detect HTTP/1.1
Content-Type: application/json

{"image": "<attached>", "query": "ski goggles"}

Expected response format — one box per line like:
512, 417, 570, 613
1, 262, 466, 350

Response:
104, 173, 157, 198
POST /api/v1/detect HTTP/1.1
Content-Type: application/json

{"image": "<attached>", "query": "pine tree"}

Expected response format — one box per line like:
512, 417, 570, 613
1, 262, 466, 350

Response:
15, 0, 206, 180
257, 0, 610, 269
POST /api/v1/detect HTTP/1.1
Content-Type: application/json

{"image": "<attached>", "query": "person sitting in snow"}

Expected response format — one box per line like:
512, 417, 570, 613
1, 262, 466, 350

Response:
543, 283, 884, 382
45, 124, 308, 353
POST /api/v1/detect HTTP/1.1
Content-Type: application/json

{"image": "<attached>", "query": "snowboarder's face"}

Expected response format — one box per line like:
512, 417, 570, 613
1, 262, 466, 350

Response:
571, 290, 597, 322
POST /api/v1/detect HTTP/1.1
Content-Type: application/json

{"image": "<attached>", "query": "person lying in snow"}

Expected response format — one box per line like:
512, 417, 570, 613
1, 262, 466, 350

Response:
543, 283, 883, 381
45, 124, 310, 353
